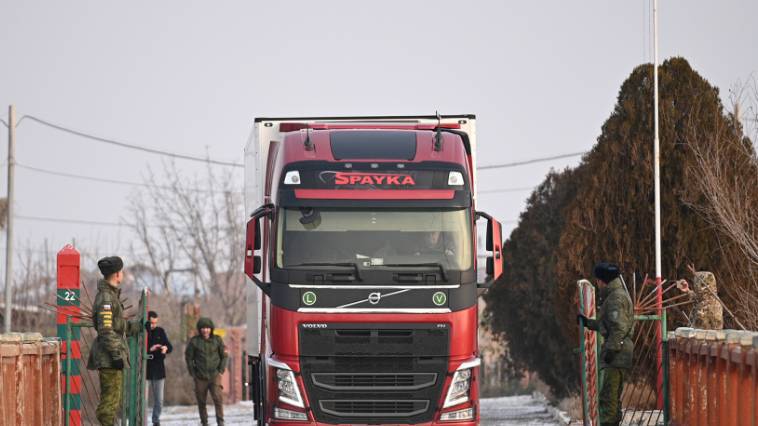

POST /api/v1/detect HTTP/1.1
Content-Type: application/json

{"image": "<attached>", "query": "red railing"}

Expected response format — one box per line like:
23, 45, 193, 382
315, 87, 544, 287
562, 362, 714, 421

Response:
669, 328, 758, 425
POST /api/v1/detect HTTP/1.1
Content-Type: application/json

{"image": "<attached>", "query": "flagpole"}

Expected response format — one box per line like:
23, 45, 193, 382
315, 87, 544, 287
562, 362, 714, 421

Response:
653, 0, 664, 410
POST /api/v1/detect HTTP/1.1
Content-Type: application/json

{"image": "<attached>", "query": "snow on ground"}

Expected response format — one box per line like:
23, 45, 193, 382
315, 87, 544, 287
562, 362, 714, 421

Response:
158, 401, 254, 425
480, 395, 561, 426
159, 395, 564, 425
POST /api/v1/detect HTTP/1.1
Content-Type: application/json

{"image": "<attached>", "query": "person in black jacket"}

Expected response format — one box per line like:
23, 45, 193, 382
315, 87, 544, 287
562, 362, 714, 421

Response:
146, 311, 173, 426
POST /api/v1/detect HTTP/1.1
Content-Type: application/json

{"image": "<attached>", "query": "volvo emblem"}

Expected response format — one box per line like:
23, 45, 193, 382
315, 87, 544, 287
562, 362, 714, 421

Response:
368, 292, 382, 305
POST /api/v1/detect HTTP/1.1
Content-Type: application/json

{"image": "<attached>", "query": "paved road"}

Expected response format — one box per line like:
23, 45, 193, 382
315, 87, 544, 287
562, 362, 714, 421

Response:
159, 395, 563, 425
480, 395, 561, 425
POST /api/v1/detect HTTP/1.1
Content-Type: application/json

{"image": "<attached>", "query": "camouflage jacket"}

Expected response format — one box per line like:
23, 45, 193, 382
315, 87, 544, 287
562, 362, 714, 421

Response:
86, 280, 139, 370
585, 278, 635, 369
185, 318, 228, 380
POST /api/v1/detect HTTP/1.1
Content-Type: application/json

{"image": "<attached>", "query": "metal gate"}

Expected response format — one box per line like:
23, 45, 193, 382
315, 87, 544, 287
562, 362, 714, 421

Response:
61, 288, 148, 425
577, 279, 600, 424
578, 276, 674, 426
58, 245, 149, 425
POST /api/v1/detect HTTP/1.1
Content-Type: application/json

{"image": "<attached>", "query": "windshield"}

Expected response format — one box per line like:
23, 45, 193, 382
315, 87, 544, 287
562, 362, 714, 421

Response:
276, 208, 472, 271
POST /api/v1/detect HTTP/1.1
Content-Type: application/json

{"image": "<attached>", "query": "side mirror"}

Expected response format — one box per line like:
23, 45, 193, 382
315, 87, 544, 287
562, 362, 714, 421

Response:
476, 211, 504, 288
245, 204, 274, 293
245, 217, 260, 276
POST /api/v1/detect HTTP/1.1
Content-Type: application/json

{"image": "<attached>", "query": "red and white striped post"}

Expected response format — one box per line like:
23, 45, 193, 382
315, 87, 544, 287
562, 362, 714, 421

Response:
57, 244, 81, 426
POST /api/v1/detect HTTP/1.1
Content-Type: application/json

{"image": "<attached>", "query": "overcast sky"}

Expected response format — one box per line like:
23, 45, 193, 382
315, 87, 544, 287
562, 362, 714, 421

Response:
1, 1, 757, 269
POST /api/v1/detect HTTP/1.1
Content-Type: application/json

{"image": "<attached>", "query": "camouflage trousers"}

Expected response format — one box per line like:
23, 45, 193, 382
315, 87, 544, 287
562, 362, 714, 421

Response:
599, 367, 625, 426
194, 376, 224, 425
97, 368, 123, 425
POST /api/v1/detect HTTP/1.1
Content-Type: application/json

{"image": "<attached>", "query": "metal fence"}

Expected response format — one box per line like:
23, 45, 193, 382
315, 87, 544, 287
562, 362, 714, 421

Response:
0, 333, 62, 426
63, 317, 98, 425
620, 313, 667, 425
669, 328, 758, 425
124, 288, 149, 425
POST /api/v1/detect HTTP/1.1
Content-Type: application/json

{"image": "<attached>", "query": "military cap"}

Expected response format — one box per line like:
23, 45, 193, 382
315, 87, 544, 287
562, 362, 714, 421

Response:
97, 256, 124, 276
594, 261, 620, 284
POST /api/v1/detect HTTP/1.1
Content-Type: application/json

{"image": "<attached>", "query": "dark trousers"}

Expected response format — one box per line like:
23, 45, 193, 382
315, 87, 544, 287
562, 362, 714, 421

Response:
194, 376, 224, 425
599, 367, 625, 426
97, 368, 123, 425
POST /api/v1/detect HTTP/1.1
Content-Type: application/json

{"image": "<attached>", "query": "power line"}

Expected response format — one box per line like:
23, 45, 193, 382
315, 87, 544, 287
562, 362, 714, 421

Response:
479, 186, 535, 194
16, 156, 550, 196
17, 162, 242, 194
16, 113, 586, 171
15, 214, 171, 229
0, 246, 61, 255
22, 115, 244, 168
16, 215, 132, 228
17, 163, 153, 189
477, 151, 585, 170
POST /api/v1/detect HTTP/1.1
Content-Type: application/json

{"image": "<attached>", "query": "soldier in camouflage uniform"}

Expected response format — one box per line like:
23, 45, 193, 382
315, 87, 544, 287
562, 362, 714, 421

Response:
86, 256, 140, 425
185, 317, 228, 426
690, 271, 723, 329
579, 262, 634, 426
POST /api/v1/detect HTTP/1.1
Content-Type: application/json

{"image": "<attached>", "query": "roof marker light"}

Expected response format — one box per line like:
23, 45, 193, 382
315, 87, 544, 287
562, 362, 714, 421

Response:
448, 171, 464, 186
284, 171, 301, 185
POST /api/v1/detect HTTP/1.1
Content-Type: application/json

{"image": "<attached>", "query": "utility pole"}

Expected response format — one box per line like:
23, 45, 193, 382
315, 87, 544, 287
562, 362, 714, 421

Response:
4, 105, 16, 333
652, 0, 664, 410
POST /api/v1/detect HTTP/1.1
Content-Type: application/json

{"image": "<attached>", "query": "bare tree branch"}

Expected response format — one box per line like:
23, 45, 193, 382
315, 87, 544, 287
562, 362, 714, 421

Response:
128, 162, 245, 325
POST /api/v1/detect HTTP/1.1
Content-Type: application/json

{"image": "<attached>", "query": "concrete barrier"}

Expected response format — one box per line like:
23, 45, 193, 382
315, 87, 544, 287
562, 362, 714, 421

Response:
669, 327, 757, 425
0, 333, 61, 426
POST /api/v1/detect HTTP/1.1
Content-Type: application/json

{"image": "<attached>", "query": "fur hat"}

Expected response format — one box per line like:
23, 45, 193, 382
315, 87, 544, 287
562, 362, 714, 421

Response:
593, 262, 620, 283
97, 256, 124, 277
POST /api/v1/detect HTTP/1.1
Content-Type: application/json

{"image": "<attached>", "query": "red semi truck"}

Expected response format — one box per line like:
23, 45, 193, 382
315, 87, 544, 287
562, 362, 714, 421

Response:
243, 115, 503, 425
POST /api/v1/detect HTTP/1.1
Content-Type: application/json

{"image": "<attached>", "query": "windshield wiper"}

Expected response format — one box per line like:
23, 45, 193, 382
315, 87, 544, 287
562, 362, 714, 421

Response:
286, 262, 362, 281
380, 262, 448, 282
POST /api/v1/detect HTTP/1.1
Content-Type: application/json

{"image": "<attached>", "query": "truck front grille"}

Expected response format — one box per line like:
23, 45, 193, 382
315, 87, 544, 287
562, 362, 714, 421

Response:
319, 400, 430, 418
299, 323, 450, 424
312, 373, 438, 391
300, 324, 448, 357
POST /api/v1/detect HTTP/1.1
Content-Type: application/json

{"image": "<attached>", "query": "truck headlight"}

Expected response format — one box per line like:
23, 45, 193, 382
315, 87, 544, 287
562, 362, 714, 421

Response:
276, 368, 304, 408
443, 358, 480, 408
443, 369, 471, 407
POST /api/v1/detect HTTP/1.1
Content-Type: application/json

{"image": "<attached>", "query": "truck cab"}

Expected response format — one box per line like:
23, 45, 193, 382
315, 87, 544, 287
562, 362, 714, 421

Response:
244, 115, 503, 425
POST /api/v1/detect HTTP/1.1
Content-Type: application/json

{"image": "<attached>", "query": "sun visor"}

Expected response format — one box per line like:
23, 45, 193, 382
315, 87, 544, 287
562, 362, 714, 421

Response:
330, 131, 417, 160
